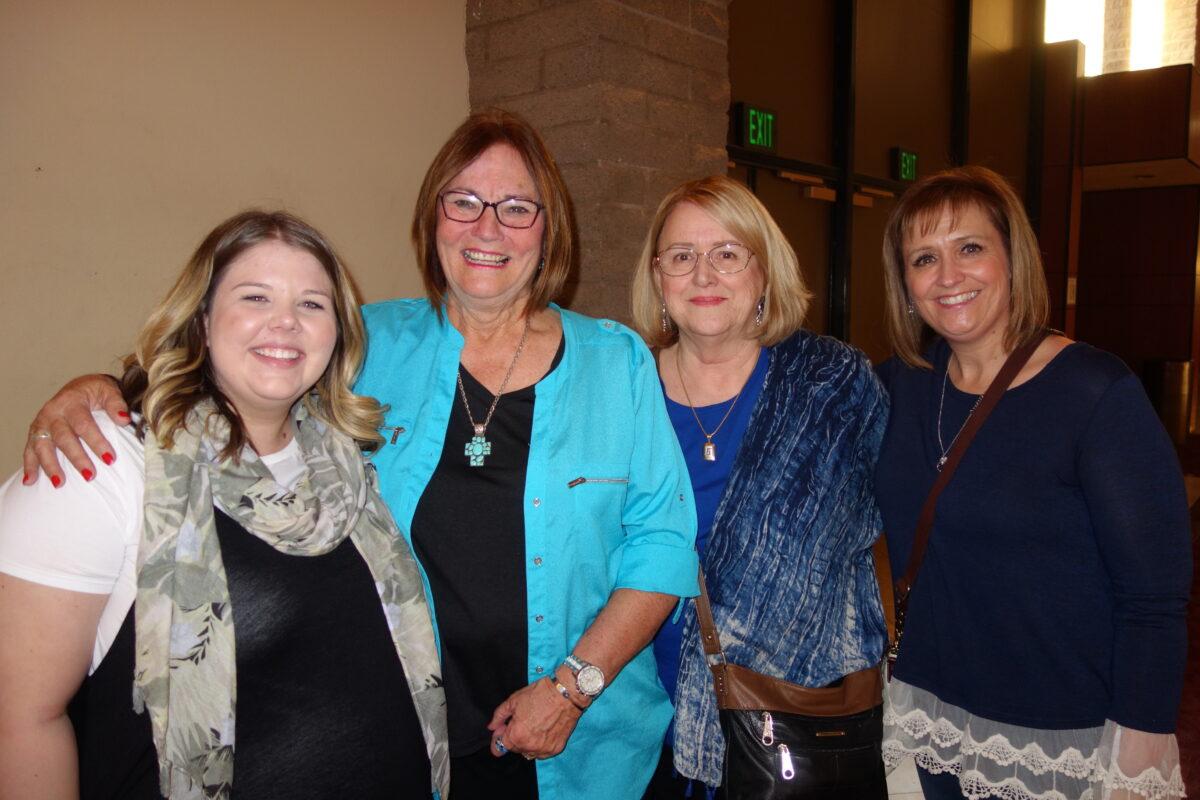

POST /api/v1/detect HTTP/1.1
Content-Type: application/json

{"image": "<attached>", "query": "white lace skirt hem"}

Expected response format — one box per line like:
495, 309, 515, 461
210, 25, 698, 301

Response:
883, 678, 1185, 800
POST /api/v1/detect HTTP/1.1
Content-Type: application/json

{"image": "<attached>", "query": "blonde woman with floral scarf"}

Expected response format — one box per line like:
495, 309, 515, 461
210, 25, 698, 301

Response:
0, 211, 448, 799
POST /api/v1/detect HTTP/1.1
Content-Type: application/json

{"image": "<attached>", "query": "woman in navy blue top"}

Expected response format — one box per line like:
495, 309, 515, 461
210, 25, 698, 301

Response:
875, 166, 1190, 800
630, 176, 890, 799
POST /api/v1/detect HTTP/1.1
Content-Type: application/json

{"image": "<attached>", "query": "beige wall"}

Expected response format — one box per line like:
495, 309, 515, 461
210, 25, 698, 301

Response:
0, 0, 468, 472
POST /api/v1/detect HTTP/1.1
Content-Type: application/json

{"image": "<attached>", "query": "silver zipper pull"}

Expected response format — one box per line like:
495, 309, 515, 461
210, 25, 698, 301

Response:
567, 477, 586, 488
760, 711, 774, 746
778, 744, 795, 780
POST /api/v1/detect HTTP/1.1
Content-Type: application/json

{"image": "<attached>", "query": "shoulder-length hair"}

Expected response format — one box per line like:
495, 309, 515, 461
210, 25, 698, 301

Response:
411, 108, 576, 316
881, 165, 1049, 368
631, 175, 812, 349
120, 210, 383, 458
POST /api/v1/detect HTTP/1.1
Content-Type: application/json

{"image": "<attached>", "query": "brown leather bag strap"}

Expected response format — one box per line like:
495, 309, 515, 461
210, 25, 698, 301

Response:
694, 569, 725, 659
696, 566, 882, 714
894, 332, 1047, 602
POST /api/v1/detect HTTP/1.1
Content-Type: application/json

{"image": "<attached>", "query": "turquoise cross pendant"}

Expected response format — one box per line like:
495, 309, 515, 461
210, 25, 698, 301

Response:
464, 424, 492, 467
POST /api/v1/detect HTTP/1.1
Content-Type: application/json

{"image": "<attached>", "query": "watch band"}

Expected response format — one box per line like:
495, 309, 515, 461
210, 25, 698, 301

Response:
562, 653, 605, 697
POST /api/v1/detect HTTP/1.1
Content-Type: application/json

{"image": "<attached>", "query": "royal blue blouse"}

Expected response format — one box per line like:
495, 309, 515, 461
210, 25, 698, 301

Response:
652, 347, 770, 724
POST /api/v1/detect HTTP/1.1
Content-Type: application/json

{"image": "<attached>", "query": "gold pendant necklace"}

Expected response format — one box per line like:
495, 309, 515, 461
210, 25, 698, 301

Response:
675, 350, 747, 462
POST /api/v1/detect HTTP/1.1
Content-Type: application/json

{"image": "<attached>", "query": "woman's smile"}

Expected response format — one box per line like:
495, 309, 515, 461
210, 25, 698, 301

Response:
249, 344, 305, 366
462, 248, 510, 268
936, 289, 980, 307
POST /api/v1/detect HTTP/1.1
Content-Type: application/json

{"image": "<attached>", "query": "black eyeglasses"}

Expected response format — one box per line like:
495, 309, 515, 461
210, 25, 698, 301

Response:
439, 191, 545, 229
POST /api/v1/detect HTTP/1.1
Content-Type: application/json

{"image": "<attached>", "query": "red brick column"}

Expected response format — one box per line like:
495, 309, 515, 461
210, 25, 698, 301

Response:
465, 0, 731, 321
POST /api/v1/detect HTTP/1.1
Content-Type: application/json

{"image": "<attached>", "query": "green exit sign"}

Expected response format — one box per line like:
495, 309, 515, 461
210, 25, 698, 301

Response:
732, 103, 777, 152
891, 147, 918, 181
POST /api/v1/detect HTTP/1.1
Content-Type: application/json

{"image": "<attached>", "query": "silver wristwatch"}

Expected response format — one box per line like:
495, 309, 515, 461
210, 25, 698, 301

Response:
562, 653, 605, 697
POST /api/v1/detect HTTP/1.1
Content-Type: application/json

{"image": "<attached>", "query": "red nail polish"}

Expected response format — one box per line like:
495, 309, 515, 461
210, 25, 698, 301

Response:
101, 452, 115, 465
81, 469, 94, 481
117, 410, 130, 419
50, 475, 63, 488
22, 472, 30, 485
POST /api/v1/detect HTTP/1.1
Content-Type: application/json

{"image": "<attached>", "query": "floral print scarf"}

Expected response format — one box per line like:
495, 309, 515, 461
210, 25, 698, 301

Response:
135, 399, 449, 799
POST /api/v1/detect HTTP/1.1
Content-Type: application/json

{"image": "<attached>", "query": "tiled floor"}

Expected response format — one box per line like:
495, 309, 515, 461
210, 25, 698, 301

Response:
887, 757, 924, 799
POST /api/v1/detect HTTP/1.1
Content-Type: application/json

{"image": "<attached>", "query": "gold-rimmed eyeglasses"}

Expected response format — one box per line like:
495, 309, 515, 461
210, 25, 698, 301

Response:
654, 243, 754, 276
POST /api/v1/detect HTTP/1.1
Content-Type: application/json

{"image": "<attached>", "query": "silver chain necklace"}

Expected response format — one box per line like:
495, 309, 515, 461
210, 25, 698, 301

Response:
457, 317, 531, 467
675, 351, 747, 462
936, 362, 983, 471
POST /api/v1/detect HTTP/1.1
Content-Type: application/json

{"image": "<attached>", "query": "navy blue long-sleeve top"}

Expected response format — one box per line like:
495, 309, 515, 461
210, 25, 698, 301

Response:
875, 339, 1192, 733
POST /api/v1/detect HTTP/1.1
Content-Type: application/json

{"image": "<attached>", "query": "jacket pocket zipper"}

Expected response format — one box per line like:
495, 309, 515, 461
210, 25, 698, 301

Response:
567, 476, 630, 488
382, 425, 407, 445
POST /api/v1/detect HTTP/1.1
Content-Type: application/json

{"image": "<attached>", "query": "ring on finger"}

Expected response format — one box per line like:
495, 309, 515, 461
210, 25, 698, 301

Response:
494, 736, 508, 755
523, 753, 535, 761
29, 430, 52, 442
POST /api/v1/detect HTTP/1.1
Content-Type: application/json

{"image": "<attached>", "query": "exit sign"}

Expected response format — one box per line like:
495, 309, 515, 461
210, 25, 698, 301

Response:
891, 147, 918, 181
732, 103, 777, 152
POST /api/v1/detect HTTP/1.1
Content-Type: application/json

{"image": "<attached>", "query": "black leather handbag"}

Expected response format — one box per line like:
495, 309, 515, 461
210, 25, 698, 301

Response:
721, 703, 885, 800
695, 573, 887, 799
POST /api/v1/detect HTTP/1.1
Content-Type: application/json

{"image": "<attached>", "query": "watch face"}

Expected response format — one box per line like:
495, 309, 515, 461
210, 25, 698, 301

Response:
576, 664, 604, 696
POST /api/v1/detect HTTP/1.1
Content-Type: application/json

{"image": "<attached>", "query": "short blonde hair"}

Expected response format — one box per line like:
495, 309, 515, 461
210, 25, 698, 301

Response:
411, 108, 576, 317
881, 166, 1049, 368
120, 210, 383, 458
631, 175, 812, 349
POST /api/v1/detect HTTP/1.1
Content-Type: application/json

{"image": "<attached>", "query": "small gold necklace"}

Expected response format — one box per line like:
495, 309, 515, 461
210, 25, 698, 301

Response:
675, 351, 747, 462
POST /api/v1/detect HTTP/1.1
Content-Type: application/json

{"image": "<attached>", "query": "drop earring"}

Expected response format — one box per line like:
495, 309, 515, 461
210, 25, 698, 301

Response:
661, 300, 671, 333
755, 296, 765, 327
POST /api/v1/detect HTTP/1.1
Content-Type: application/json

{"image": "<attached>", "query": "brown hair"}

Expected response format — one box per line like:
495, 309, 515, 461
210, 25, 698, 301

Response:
121, 210, 382, 459
411, 108, 576, 316
881, 165, 1049, 368
631, 175, 812, 349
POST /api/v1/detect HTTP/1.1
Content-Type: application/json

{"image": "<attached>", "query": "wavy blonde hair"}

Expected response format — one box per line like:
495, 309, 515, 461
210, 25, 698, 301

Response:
881, 166, 1049, 368
631, 175, 812, 349
120, 210, 382, 458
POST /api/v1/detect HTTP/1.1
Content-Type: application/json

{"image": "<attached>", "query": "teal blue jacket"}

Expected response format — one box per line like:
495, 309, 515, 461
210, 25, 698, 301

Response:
356, 299, 699, 800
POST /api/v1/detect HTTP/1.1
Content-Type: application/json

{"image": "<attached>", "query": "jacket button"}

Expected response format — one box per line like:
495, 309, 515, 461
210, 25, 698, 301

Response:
533, 556, 543, 566
535, 614, 544, 623
535, 665, 544, 674
532, 497, 542, 507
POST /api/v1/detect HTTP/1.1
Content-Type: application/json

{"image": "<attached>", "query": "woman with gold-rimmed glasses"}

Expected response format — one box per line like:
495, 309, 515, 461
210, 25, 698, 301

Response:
632, 175, 890, 799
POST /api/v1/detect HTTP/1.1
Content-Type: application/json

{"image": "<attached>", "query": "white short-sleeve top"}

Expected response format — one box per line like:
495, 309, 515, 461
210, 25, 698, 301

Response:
0, 412, 304, 673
